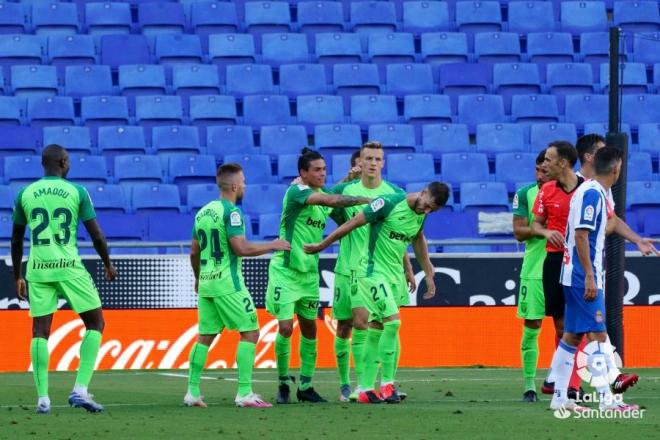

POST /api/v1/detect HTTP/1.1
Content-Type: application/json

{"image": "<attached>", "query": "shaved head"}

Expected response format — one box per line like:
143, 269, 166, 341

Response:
41, 144, 69, 177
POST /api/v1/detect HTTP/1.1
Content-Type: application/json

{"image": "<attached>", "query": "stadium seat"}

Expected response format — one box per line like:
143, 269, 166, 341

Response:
368, 124, 416, 152
0, 213, 12, 241
627, 181, 660, 224
350, 95, 399, 128
460, 182, 510, 213
422, 123, 470, 157
386, 153, 436, 185
474, 32, 522, 62
191, 2, 239, 51
43, 126, 92, 155
10, 65, 58, 98
644, 214, 660, 237
100, 35, 151, 70
147, 212, 195, 241
350, 1, 397, 47
172, 64, 221, 103
226, 64, 274, 98
207, 125, 256, 160
613, 1, 660, 34
258, 213, 281, 239
67, 155, 108, 185
654, 63, 660, 93
187, 183, 218, 211
209, 34, 257, 84
119, 65, 167, 100
627, 152, 654, 182
135, 95, 184, 131
115, 155, 164, 185
98, 126, 148, 156
330, 153, 353, 182
0, 97, 24, 125
262, 33, 310, 67
153, 126, 201, 154
600, 62, 648, 94
189, 95, 238, 136
495, 152, 537, 192
560, 1, 608, 35
529, 123, 577, 152
633, 33, 660, 65
511, 95, 560, 123
47, 35, 96, 77
80, 96, 130, 130
0, 2, 27, 34
638, 123, 660, 158
277, 153, 299, 182
456, 0, 502, 49
314, 124, 362, 154
85, 2, 132, 37
333, 63, 381, 107
437, 63, 491, 112
131, 184, 181, 214
65, 65, 113, 99
441, 152, 490, 186
564, 94, 609, 126
368, 33, 416, 77
546, 63, 595, 108
4, 155, 42, 187
526, 32, 575, 64
297, 95, 345, 131
582, 122, 632, 143
385, 63, 434, 97
95, 212, 147, 241
244, 1, 292, 49
83, 184, 128, 214
580, 32, 615, 80
507, 1, 556, 35
243, 94, 292, 128
0, 35, 43, 78
168, 154, 216, 195
137, 2, 186, 37
622, 95, 660, 126
404, 95, 453, 133
492, 63, 542, 113
32, 2, 79, 36
260, 125, 308, 156
27, 96, 75, 128
476, 123, 527, 156
315, 33, 363, 75
154, 34, 203, 65
241, 184, 288, 216
297, 1, 345, 46
457, 95, 506, 133
420, 32, 470, 65
0, 126, 40, 155
279, 63, 328, 98
0, 186, 15, 215
223, 153, 274, 183
402, 1, 451, 35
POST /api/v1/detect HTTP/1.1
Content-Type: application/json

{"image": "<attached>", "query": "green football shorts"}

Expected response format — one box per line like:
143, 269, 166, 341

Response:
266, 265, 319, 321
198, 290, 259, 335
28, 273, 101, 318
517, 278, 545, 320
332, 272, 367, 320
357, 275, 400, 322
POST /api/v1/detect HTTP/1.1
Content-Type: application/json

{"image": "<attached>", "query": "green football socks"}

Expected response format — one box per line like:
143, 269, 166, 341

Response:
187, 342, 209, 398
31, 338, 49, 398
74, 330, 102, 389
275, 333, 291, 384
299, 336, 317, 390
379, 320, 400, 385
236, 341, 256, 397
359, 328, 383, 390
521, 326, 540, 392
351, 329, 367, 385
334, 336, 350, 387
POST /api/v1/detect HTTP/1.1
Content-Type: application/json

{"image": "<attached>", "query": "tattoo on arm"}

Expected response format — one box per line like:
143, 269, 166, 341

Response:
333, 195, 369, 207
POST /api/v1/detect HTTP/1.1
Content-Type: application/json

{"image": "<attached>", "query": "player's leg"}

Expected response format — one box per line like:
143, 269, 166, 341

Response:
392, 278, 409, 400
517, 278, 544, 401
332, 273, 353, 401
349, 306, 369, 401
541, 253, 564, 393
295, 297, 327, 403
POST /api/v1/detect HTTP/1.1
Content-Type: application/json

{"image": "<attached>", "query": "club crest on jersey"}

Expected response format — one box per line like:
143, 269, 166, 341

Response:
512, 194, 519, 210
370, 198, 385, 211
595, 310, 603, 323
230, 211, 242, 226
584, 205, 595, 222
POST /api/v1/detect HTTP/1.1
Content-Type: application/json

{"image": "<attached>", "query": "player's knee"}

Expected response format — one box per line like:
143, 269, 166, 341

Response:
336, 320, 352, 339
278, 322, 294, 338
384, 318, 401, 331
87, 315, 105, 333
524, 319, 542, 330
240, 330, 259, 344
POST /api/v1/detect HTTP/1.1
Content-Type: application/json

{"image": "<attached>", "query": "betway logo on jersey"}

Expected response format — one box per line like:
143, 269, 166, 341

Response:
389, 231, 415, 242
32, 258, 77, 270
306, 217, 326, 229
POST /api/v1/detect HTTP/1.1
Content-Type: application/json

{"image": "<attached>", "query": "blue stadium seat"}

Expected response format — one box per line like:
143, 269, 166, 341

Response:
209, 34, 256, 84
225, 63, 274, 98
437, 63, 491, 112
277, 153, 299, 182
330, 153, 353, 182
94, 212, 147, 241
564, 94, 608, 126
627, 181, 660, 224
131, 184, 181, 214
135, 95, 184, 131
85, 2, 132, 37
350, 94, 398, 128
420, 32, 470, 65
207, 125, 256, 160
600, 62, 648, 94
492, 63, 542, 113
187, 183, 218, 211
297, 1, 345, 46
508, 1, 556, 35
0, 213, 13, 241
333, 63, 380, 106
582, 122, 632, 142
154, 34, 203, 65
0, 126, 40, 155
314, 124, 361, 154
622, 95, 660, 126
350, 1, 397, 47
387, 153, 436, 185
244, 1, 292, 50
83, 184, 127, 214
279, 63, 328, 98
101, 35, 151, 70
511, 95, 560, 123
67, 155, 108, 185
223, 153, 274, 183
4, 155, 42, 187
262, 33, 310, 67
260, 125, 308, 155
153, 125, 201, 154
297, 95, 345, 131
190, 95, 237, 136
457, 95, 506, 133
638, 123, 660, 158
43, 126, 92, 155
385, 63, 434, 97
627, 152, 654, 181
10, 65, 58, 98
368, 124, 416, 152
368, 33, 416, 77
527, 32, 575, 64
476, 123, 526, 156
172, 64, 221, 103
455, 0, 502, 47
633, 33, 660, 65
0, 185, 16, 215
32, 2, 79, 36
580, 32, 614, 79
0, 2, 27, 34
614, 1, 660, 33
98, 126, 148, 156
258, 213, 281, 239
404, 95, 453, 133
441, 152, 490, 186
168, 154, 216, 194
47, 35, 96, 77
118, 64, 167, 99
137, 2, 186, 37
28, 96, 75, 128
546, 63, 595, 108
0, 97, 24, 125
115, 155, 164, 185
423, 210, 479, 240
529, 123, 577, 152
560, 1, 608, 35
241, 184, 288, 216
644, 213, 660, 237
243, 94, 291, 128
474, 32, 522, 62
191, 2, 239, 51
147, 212, 195, 241
315, 32, 363, 75
422, 123, 470, 157
460, 182, 509, 212
495, 152, 537, 192
65, 65, 113, 99
81, 96, 130, 130
0, 35, 43, 78
403, 1, 451, 36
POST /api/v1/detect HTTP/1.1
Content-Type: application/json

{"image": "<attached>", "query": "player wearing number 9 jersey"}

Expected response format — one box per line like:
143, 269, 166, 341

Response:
11, 144, 117, 414
185, 163, 291, 408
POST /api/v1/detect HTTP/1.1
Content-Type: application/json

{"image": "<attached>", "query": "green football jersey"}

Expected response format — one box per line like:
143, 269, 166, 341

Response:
512, 183, 546, 280
271, 184, 331, 273
363, 194, 425, 283
331, 179, 403, 276
12, 177, 96, 282
193, 199, 246, 296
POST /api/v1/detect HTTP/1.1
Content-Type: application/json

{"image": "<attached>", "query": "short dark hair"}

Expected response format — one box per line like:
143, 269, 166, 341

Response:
217, 162, 242, 177
42, 144, 67, 168
594, 146, 623, 176
427, 182, 450, 208
298, 147, 324, 172
350, 150, 361, 167
535, 149, 546, 165
548, 140, 578, 167
576, 133, 606, 165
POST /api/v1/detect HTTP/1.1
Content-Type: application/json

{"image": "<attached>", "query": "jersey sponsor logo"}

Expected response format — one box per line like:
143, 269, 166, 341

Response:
33, 187, 70, 200
230, 211, 242, 227
199, 271, 223, 281
32, 258, 77, 270
389, 231, 415, 242
306, 217, 326, 229
512, 194, 519, 210
584, 205, 595, 222
370, 198, 385, 211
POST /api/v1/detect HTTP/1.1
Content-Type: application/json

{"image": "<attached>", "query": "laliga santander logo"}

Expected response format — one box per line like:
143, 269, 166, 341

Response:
575, 340, 623, 388
553, 405, 572, 419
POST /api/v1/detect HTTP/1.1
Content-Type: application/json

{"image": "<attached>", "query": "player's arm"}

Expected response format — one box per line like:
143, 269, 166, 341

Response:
574, 228, 597, 301
513, 216, 534, 242
608, 214, 659, 256
305, 192, 370, 208
403, 253, 416, 293
304, 212, 368, 254
230, 236, 290, 257
531, 214, 564, 249
412, 230, 435, 300
83, 219, 116, 281
10, 223, 27, 300
190, 239, 201, 293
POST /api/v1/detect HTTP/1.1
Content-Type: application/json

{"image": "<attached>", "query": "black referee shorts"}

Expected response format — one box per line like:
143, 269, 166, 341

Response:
542, 251, 566, 319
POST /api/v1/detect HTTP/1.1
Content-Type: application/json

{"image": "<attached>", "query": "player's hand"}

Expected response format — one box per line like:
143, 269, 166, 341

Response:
636, 238, 659, 256
271, 239, 291, 251
303, 242, 324, 254
405, 270, 416, 293
15, 278, 27, 301
584, 274, 597, 301
544, 230, 565, 249
422, 274, 436, 300
194, 278, 199, 294
290, 177, 303, 186
346, 165, 362, 181
104, 264, 117, 281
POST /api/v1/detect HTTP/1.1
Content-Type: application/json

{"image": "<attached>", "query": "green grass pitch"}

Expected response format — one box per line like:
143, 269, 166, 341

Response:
1, 368, 659, 439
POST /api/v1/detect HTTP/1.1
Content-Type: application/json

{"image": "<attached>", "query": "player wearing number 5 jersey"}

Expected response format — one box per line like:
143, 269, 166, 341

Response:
11, 145, 117, 414
185, 163, 291, 408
